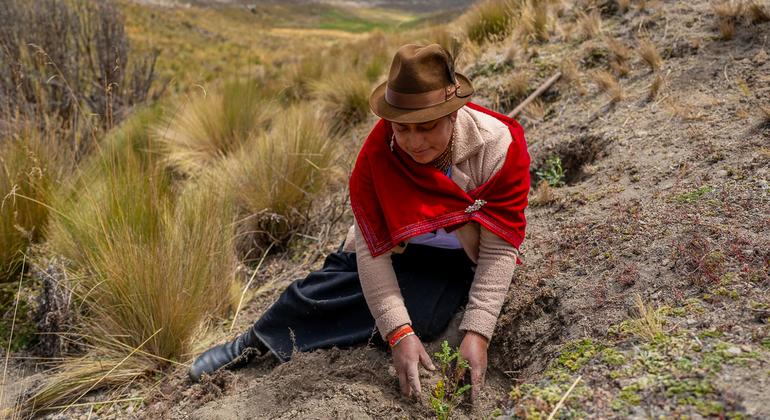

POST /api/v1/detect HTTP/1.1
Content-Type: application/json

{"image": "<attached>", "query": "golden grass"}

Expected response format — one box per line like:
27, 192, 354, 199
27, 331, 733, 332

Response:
156, 80, 276, 177
213, 102, 339, 257
577, 9, 602, 40
31, 109, 240, 416
712, 0, 743, 40
638, 38, 663, 72
519, 0, 551, 42
617, 0, 631, 13
524, 99, 546, 120
464, 0, 518, 44
593, 69, 624, 103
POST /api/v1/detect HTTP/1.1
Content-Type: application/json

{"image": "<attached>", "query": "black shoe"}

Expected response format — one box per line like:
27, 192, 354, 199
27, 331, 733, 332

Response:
188, 327, 265, 382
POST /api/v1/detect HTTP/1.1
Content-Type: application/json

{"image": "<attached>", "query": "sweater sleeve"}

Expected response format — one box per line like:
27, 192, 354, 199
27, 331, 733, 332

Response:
353, 219, 411, 340
458, 224, 519, 340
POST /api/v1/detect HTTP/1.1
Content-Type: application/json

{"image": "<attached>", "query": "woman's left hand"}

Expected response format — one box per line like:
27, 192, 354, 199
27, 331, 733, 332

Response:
459, 331, 489, 402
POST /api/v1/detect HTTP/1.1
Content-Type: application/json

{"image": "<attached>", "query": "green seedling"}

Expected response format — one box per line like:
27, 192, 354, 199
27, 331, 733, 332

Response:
536, 155, 566, 187
431, 341, 471, 420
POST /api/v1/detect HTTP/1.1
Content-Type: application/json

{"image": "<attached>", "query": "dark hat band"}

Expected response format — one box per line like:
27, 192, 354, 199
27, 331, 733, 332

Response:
384, 83, 460, 110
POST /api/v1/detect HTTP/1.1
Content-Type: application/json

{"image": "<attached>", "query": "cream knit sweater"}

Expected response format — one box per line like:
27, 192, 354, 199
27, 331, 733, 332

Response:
342, 105, 522, 341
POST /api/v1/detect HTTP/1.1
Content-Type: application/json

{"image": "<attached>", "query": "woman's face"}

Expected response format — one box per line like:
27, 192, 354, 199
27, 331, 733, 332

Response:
391, 111, 457, 164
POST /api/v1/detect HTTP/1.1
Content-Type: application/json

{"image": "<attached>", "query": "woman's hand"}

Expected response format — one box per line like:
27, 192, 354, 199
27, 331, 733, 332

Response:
459, 331, 489, 402
390, 333, 436, 398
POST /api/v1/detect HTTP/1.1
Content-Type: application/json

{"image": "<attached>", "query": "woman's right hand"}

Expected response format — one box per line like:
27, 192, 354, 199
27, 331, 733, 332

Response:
390, 333, 436, 398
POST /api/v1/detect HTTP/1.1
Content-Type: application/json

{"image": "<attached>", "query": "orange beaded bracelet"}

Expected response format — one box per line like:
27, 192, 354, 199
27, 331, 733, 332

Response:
388, 324, 415, 348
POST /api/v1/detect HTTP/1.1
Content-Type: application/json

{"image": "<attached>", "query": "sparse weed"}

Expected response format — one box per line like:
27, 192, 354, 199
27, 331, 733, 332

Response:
625, 294, 666, 341
536, 155, 566, 187
524, 99, 546, 120
431, 341, 471, 420
593, 69, 624, 103
505, 70, 532, 100
713, 0, 743, 40
560, 58, 586, 94
606, 37, 631, 76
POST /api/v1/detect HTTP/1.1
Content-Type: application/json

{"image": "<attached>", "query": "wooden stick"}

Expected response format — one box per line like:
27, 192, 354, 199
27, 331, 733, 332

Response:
547, 375, 582, 420
507, 72, 562, 118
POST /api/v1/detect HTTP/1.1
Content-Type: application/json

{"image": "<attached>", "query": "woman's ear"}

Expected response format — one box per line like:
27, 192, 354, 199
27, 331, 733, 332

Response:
449, 111, 459, 123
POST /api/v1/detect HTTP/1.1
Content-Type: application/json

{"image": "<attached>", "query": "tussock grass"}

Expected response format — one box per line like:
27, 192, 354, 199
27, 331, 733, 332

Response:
29, 110, 239, 416
524, 99, 546, 120
311, 71, 372, 134
638, 38, 663, 72
464, 0, 518, 44
593, 69, 624, 103
577, 9, 603, 40
617, 0, 631, 13
157, 80, 276, 177
519, 0, 551, 42
214, 103, 338, 258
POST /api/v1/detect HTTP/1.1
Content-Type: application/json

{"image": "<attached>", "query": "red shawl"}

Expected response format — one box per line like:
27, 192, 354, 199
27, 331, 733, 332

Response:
349, 102, 530, 263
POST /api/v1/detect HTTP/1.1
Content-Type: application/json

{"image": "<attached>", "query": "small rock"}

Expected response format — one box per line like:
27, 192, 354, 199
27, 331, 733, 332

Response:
726, 346, 742, 356
716, 169, 728, 177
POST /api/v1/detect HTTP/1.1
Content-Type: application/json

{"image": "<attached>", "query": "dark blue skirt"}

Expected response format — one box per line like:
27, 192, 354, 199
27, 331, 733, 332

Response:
251, 244, 476, 362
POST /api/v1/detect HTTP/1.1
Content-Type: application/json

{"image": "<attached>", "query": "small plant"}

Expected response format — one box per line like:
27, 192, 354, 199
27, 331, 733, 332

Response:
505, 70, 531, 100
713, 0, 743, 40
430, 341, 471, 420
519, 0, 550, 42
560, 58, 586, 95
606, 36, 631, 77
536, 155, 566, 187
746, 0, 770, 23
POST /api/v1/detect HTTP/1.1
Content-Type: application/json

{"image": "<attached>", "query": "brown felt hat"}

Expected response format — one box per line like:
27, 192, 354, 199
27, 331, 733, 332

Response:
369, 43, 474, 124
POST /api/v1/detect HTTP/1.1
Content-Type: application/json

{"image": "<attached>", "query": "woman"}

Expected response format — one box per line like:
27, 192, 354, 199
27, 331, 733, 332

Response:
189, 43, 531, 402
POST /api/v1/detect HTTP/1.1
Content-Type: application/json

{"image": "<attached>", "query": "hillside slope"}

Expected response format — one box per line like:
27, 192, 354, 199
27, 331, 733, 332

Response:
141, 1, 769, 418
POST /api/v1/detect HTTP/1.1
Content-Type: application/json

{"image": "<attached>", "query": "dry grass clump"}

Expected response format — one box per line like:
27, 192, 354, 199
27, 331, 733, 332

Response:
504, 70, 532, 101
760, 103, 770, 125
648, 73, 664, 101
464, 0, 518, 44
156, 80, 275, 177
746, 1, 770, 23
593, 69, 624, 103
712, 0, 743, 40
637, 38, 663, 72
30, 110, 239, 416
617, 0, 631, 13
524, 99, 546, 120
560, 58, 586, 95
606, 36, 631, 76
530, 180, 555, 206
577, 9, 603, 40
214, 103, 339, 258
519, 0, 551, 42
311, 70, 372, 134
